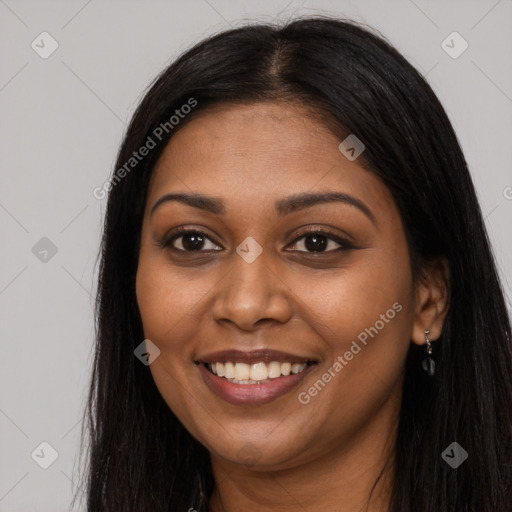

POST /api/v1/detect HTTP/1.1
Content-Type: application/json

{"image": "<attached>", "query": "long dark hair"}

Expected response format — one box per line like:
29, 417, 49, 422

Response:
75, 16, 512, 511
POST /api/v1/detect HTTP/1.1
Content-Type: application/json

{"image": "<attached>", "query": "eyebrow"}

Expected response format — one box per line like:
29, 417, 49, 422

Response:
150, 191, 376, 225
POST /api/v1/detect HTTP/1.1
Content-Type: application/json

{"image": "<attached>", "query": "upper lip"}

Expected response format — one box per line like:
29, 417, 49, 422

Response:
195, 349, 317, 365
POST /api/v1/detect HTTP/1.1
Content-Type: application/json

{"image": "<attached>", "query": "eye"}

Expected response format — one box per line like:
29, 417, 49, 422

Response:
161, 229, 222, 252
288, 229, 352, 253
157, 227, 352, 254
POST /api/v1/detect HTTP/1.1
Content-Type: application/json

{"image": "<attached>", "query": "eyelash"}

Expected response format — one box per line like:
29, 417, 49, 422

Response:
157, 227, 353, 255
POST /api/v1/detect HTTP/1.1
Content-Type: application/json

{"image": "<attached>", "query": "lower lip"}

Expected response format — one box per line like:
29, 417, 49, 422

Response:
198, 363, 316, 405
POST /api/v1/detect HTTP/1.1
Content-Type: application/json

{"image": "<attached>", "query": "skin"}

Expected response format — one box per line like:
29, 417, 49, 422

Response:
135, 101, 449, 511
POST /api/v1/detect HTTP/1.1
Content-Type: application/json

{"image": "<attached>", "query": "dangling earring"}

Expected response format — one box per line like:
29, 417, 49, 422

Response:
422, 329, 435, 376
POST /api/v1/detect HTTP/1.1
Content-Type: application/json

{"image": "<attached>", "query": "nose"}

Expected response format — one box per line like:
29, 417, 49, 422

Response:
211, 251, 293, 331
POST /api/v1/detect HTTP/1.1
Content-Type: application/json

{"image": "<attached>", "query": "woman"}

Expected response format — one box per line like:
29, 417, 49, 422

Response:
77, 16, 512, 511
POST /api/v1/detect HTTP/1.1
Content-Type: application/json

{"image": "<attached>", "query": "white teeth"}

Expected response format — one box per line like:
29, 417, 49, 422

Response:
208, 360, 309, 383
291, 363, 307, 374
281, 362, 291, 376
267, 361, 282, 379
224, 361, 235, 379
250, 362, 268, 381
234, 362, 250, 381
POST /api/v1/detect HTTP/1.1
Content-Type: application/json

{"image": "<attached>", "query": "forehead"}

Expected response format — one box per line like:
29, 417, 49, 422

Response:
148, 102, 396, 217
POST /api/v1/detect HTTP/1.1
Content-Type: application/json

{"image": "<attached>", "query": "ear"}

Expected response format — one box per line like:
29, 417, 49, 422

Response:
411, 257, 451, 346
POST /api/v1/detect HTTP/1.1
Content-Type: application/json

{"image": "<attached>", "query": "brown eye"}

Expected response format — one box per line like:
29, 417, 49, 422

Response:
164, 230, 222, 252
289, 230, 352, 253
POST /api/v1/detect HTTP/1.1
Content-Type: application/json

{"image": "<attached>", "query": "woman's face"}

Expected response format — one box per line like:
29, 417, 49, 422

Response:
136, 101, 417, 470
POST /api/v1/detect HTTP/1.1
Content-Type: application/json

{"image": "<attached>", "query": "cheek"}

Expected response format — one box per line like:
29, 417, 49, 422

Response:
135, 251, 217, 419
135, 252, 211, 342
297, 249, 412, 339
135, 259, 204, 427
135, 265, 169, 341
285, 260, 413, 448
294, 245, 414, 395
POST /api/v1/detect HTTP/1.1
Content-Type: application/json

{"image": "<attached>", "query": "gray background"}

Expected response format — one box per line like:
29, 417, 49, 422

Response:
1, 0, 511, 510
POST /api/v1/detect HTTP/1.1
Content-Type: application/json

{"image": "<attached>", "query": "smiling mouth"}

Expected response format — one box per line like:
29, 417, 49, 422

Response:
203, 360, 316, 384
